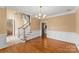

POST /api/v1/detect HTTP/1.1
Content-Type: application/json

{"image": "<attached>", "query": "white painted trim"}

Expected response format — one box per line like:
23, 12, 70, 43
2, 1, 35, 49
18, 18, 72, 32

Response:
47, 31, 75, 43
47, 7, 79, 18
47, 31, 79, 47
47, 10, 75, 18
47, 30, 79, 51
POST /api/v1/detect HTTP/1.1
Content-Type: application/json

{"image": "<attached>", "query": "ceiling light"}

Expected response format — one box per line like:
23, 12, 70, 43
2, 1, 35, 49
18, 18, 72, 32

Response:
38, 13, 42, 16
43, 15, 46, 18
35, 6, 47, 20
38, 17, 41, 19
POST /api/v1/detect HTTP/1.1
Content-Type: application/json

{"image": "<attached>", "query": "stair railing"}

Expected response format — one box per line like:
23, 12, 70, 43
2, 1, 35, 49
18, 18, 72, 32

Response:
18, 16, 31, 41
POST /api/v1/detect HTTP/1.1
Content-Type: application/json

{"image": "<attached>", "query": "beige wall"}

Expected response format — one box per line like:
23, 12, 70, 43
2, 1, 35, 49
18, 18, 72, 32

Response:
0, 8, 76, 34
46, 14, 76, 32
30, 17, 40, 31
0, 8, 7, 34
7, 8, 16, 20
7, 8, 40, 31
76, 8, 79, 34
7, 8, 24, 28
15, 14, 40, 31
15, 13, 25, 28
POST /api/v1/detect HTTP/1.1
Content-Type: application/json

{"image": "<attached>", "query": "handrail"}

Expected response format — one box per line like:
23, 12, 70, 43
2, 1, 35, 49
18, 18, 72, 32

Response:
23, 23, 31, 29
18, 22, 31, 38
18, 15, 31, 40
18, 21, 29, 29
18, 15, 30, 29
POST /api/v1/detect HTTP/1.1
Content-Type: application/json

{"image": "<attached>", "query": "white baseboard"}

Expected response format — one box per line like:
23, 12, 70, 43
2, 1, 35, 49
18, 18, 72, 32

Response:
0, 34, 7, 49
47, 31, 79, 47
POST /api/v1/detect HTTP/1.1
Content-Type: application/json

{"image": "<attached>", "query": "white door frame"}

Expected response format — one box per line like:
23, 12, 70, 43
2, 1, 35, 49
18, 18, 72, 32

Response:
7, 19, 15, 38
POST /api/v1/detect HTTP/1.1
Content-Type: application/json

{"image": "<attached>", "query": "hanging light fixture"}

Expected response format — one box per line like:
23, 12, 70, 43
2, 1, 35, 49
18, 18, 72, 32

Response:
35, 6, 46, 19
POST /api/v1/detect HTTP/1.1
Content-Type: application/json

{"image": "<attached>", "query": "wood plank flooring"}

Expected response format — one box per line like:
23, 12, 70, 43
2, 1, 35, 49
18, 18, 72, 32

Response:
0, 37, 78, 53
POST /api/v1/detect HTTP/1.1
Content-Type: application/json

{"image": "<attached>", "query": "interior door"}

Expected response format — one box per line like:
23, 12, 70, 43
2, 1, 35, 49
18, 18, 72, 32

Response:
41, 23, 47, 39
41, 22, 48, 47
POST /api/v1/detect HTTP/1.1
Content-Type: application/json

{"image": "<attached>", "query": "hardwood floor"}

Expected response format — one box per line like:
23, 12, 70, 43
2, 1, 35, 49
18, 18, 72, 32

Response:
0, 37, 78, 53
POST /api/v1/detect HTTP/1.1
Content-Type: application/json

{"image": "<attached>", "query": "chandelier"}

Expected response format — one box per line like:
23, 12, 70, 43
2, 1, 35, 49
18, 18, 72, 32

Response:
35, 6, 46, 19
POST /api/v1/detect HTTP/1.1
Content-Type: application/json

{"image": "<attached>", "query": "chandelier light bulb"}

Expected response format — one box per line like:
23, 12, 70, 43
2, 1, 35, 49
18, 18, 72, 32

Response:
35, 6, 47, 19
38, 13, 42, 16
43, 15, 46, 18
38, 17, 41, 19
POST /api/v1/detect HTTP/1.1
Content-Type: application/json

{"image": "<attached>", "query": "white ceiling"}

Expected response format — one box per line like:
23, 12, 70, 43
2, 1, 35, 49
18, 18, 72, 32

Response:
7, 6, 76, 16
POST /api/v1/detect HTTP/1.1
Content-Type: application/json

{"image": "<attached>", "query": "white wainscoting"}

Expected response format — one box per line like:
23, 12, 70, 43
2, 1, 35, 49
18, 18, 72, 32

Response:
6, 30, 79, 50
0, 34, 7, 49
47, 31, 79, 49
7, 30, 40, 43
27, 30, 40, 40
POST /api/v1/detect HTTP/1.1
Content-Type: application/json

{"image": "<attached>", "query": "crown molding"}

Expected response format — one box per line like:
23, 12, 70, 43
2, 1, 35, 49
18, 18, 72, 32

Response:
46, 7, 79, 18
47, 10, 75, 18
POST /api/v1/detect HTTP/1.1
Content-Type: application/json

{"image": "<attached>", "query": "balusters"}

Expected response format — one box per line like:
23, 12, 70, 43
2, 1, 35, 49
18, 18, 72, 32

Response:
18, 28, 20, 38
23, 28, 26, 39
18, 15, 31, 41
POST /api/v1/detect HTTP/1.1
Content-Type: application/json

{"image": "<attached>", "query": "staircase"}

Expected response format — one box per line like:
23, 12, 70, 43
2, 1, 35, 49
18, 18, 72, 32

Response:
18, 16, 31, 41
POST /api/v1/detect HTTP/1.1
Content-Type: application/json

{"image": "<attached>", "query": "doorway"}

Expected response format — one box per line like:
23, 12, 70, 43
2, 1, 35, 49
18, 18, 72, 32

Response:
7, 20, 14, 36
7, 19, 15, 46
41, 22, 48, 47
41, 23, 47, 39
